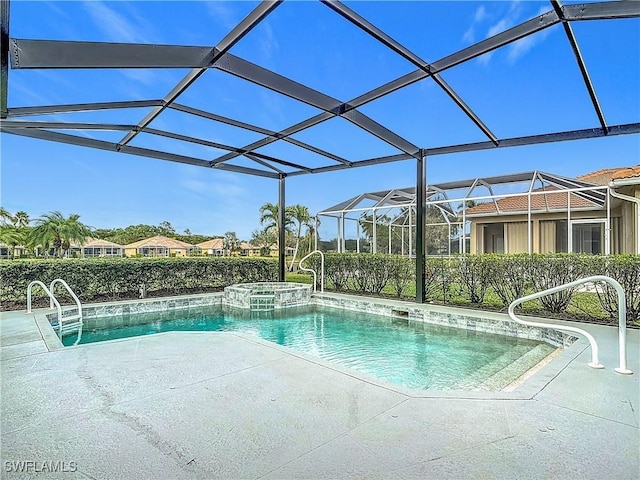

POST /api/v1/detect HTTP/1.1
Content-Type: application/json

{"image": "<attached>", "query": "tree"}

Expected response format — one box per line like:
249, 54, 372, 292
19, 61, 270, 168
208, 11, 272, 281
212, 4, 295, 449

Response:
222, 231, 240, 256
287, 204, 311, 270
259, 202, 292, 236
0, 207, 14, 226
359, 213, 391, 253
12, 211, 30, 228
250, 228, 277, 256
0, 225, 25, 258
158, 220, 176, 236
29, 211, 91, 258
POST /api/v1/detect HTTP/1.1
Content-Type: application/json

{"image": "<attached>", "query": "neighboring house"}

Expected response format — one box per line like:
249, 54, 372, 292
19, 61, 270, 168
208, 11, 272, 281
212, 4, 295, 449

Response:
197, 238, 225, 256
268, 244, 295, 256
239, 242, 261, 257
465, 166, 639, 255
197, 239, 261, 256
124, 235, 199, 257
81, 238, 124, 258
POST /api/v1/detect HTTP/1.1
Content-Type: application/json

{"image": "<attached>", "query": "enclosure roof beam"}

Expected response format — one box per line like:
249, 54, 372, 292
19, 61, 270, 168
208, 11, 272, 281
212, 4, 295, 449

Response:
7, 100, 164, 117
169, 104, 351, 166
199, 1, 639, 172
321, 0, 498, 145
0, 126, 279, 179
210, 53, 419, 159
117, 0, 282, 149
1, 0, 10, 119
552, 0, 607, 132
288, 122, 640, 177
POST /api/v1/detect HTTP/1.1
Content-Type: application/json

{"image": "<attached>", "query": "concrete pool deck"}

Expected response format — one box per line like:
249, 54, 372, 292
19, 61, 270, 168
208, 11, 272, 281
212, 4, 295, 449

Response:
1, 302, 638, 479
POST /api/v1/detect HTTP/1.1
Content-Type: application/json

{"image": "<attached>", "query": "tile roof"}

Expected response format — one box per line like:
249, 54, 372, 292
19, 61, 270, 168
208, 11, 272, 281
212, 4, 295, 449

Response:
464, 187, 598, 216
197, 238, 224, 249
611, 165, 640, 181
577, 165, 640, 185
82, 237, 124, 248
124, 235, 194, 249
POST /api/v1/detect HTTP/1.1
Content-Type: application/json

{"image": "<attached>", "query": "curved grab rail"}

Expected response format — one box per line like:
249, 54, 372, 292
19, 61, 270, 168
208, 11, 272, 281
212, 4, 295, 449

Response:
509, 275, 631, 374
27, 281, 62, 317
50, 278, 83, 321
299, 250, 324, 293
27, 279, 83, 343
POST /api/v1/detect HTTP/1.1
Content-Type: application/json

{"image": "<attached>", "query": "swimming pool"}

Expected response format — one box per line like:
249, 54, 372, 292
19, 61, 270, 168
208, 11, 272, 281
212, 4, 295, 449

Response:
61, 303, 558, 391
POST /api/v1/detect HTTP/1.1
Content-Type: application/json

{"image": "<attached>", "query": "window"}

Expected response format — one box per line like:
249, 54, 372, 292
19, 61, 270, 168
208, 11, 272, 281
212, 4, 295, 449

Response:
555, 220, 604, 254
572, 222, 603, 254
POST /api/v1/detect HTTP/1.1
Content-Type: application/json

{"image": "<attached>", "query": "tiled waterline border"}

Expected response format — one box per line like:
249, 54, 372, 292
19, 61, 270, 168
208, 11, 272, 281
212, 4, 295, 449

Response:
224, 282, 312, 309
312, 293, 577, 349
45, 290, 577, 349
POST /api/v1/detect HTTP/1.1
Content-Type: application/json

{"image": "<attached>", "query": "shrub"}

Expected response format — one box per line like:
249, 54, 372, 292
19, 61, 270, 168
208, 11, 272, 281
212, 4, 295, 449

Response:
484, 254, 531, 307
454, 255, 490, 304
388, 255, 414, 297
0, 257, 278, 308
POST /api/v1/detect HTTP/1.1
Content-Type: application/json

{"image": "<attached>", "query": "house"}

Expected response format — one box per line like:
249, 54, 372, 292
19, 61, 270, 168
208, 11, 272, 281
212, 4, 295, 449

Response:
123, 235, 199, 257
239, 242, 261, 256
465, 166, 639, 255
197, 239, 261, 256
197, 238, 225, 256
81, 238, 124, 258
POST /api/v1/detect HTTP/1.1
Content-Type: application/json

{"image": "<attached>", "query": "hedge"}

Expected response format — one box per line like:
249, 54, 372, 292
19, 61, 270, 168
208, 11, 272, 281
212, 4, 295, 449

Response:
2, 253, 638, 326
0, 257, 278, 308
309, 253, 639, 325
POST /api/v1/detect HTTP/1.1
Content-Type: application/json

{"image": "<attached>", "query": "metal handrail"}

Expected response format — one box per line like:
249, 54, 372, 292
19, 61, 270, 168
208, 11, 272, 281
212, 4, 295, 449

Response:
299, 250, 324, 293
509, 275, 632, 375
27, 279, 83, 342
27, 280, 63, 321
50, 278, 83, 321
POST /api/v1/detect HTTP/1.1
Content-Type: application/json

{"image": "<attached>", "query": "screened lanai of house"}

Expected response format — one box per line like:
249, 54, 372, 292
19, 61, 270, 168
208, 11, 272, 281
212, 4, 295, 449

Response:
316, 170, 623, 256
1, 0, 639, 302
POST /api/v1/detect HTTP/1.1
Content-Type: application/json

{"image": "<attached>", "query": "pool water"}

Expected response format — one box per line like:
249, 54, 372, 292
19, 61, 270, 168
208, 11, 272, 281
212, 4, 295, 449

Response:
62, 305, 557, 391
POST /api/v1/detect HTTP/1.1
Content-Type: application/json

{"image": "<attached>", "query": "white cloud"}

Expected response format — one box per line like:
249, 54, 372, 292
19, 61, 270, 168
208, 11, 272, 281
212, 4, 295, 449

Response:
205, 1, 239, 30
462, 27, 475, 44
506, 6, 553, 63
82, 2, 161, 85
474, 5, 487, 23
259, 21, 279, 61
82, 1, 151, 44
476, 2, 552, 66
487, 18, 510, 38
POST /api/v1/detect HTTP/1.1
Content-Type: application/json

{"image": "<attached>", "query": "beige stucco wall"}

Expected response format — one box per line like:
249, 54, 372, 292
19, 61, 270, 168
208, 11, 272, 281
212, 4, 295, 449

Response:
468, 207, 629, 254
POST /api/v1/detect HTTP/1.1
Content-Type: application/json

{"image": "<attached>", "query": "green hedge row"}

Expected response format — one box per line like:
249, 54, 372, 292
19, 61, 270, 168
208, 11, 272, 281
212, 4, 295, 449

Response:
309, 253, 640, 325
0, 257, 278, 307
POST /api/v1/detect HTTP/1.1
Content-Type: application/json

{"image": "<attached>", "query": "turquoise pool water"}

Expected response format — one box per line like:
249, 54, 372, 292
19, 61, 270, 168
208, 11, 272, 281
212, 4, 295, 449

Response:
62, 305, 557, 391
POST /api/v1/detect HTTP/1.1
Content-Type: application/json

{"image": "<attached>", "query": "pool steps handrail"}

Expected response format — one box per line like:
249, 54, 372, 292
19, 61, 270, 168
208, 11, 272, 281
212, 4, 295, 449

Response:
299, 250, 324, 293
27, 279, 83, 341
509, 275, 632, 375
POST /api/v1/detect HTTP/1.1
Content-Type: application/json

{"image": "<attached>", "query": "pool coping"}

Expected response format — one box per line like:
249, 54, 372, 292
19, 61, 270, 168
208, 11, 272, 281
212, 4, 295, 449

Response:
29, 291, 590, 400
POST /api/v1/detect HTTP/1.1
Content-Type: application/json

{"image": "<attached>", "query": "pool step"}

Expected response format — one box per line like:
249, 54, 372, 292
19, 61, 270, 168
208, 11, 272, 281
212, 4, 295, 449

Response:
478, 343, 556, 391
250, 294, 275, 311
453, 345, 533, 391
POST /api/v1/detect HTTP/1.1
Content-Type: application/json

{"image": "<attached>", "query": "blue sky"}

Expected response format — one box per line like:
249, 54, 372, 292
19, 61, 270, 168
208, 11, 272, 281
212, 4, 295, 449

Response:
1, 0, 639, 242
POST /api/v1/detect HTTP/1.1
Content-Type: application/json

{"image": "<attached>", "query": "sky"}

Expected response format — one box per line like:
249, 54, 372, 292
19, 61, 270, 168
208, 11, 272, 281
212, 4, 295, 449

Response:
1, 0, 639, 242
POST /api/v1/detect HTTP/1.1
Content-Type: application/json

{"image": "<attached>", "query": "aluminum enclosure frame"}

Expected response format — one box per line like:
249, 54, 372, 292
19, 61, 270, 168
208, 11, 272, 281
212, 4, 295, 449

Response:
1, 0, 639, 302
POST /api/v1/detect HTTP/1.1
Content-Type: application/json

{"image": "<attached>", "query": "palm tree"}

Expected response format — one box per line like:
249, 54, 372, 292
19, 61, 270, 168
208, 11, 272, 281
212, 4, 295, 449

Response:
0, 207, 14, 226
29, 211, 91, 258
287, 204, 310, 271
222, 231, 241, 256
12, 211, 30, 228
0, 225, 24, 258
259, 202, 293, 239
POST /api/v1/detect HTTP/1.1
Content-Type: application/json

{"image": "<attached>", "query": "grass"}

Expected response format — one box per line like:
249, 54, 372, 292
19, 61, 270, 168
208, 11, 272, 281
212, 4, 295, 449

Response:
310, 276, 615, 324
